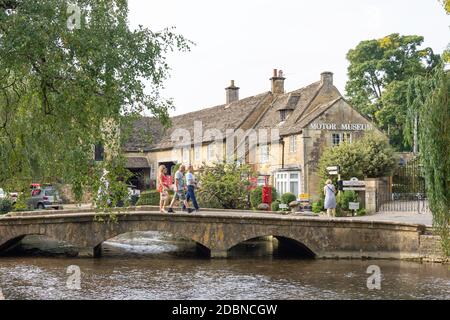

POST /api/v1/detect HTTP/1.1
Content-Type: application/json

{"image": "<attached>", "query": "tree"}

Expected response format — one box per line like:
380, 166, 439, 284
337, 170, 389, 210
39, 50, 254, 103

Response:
197, 161, 255, 209
345, 34, 440, 150
318, 132, 397, 182
408, 65, 450, 257
0, 1, 191, 205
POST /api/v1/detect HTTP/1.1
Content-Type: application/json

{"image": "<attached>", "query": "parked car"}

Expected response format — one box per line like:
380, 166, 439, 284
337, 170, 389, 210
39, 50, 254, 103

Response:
26, 187, 63, 210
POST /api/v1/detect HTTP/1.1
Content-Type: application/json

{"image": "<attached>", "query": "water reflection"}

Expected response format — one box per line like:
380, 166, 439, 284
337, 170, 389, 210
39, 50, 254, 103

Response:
0, 232, 448, 300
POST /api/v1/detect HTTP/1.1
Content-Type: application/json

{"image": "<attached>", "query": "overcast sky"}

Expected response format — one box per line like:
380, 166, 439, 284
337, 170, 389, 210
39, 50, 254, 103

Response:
128, 0, 450, 116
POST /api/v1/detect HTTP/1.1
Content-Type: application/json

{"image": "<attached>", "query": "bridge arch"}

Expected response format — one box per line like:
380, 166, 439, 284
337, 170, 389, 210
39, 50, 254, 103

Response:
92, 226, 213, 258
225, 233, 319, 258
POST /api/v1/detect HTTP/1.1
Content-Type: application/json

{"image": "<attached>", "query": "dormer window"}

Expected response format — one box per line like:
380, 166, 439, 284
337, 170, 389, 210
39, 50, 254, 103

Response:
280, 110, 288, 122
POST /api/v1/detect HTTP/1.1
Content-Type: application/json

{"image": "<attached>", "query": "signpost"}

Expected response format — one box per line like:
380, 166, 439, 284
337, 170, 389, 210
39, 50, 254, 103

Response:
326, 166, 340, 176
349, 202, 360, 217
343, 177, 365, 191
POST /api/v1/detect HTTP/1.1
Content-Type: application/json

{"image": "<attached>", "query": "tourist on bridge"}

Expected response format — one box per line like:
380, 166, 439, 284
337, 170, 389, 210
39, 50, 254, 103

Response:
324, 179, 337, 217
183, 165, 200, 212
168, 165, 194, 214
158, 165, 170, 213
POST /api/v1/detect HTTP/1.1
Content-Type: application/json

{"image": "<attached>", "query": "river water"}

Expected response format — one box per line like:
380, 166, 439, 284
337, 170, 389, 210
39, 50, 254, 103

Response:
0, 232, 448, 300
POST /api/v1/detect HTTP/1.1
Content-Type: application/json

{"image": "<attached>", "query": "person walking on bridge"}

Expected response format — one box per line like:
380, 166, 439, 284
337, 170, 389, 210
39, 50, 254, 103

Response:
168, 165, 193, 214
324, 179, 337, 217
158, 165, 170, 213
184, 165, 199, 212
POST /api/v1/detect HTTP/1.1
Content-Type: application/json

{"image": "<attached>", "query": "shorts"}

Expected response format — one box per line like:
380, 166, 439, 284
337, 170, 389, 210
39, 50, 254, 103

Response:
174, 190, 186, 201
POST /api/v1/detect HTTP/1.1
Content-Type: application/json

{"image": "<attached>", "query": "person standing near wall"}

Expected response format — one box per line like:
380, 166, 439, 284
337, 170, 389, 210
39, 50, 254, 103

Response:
324, 179, 337, 217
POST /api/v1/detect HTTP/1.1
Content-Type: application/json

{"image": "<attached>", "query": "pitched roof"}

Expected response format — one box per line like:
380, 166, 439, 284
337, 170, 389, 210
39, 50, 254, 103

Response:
125, 156, 150, 169
124, 92, 272, 151
124, 74, 360, 152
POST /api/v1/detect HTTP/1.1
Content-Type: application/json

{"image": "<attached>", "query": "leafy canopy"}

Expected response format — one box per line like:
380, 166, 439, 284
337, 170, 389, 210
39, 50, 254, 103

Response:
318, 131, 397, 182
197, 161, 255, 210
0, 0, 191, 204
345, 33, 440, 150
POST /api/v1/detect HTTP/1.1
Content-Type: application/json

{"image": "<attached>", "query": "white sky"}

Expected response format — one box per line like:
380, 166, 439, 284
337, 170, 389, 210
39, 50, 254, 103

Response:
128, 0, 450, 116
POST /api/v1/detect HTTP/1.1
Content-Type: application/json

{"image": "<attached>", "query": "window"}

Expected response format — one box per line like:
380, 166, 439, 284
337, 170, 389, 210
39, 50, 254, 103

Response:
332, 133, 341, 146
194, 145, 201, 161
332, 133, 352, 146
260, 145, 269, 163
289, 135, 297, 153
182, 147, 190, 163
280, 110, 288, 122
257, 176, 268, 186
342, 132, 352, 143
207, 143, 215, 161
275, 171, 301, 196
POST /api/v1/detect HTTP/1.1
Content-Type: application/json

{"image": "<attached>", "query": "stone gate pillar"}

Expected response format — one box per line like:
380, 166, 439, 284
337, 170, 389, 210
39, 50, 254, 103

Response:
365, 179, 378, 215
365, 177, 390, 214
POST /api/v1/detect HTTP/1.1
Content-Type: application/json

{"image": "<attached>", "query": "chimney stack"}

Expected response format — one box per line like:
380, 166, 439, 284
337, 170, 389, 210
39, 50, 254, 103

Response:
225, 80, 240, 104
321, 71, 333, 86
270, 69, 285, 94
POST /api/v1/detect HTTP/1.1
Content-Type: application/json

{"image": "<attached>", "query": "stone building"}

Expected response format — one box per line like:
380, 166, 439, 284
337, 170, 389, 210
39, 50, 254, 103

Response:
124, 70, 382, 200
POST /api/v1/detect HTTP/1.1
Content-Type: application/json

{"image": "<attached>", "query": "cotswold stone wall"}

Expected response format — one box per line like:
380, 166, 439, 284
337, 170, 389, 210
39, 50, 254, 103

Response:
0, 210, 435, 260
419, 234, 448, 262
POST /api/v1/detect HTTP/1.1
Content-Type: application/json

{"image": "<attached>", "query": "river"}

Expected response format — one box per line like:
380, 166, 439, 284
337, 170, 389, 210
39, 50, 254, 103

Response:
0, 232, 448, 300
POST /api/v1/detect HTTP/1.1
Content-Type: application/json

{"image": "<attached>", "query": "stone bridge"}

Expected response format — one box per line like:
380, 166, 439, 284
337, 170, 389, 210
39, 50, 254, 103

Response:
0, 210, 429, 259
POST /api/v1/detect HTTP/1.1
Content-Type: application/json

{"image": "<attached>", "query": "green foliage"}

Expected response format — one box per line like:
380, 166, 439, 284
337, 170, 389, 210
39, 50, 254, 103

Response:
250, 186, 278, 209
356, 208, 367, 216
197, 161, 255, 209
410, 65, 450, 256
0, 0, 191, 210
318, 131, 397, 182
281, 193, 297, 205
0, 198, 13, 215
136, 190, 173, 206
345, 33, 440, 150
337, 191, 358, 210
271, 200, 281, 212
312, 199, 324, 214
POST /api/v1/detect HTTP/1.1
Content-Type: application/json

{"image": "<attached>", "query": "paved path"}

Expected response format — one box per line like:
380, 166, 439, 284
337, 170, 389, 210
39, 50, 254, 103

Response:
5, 205, 434, 228
348, 211, 433, 227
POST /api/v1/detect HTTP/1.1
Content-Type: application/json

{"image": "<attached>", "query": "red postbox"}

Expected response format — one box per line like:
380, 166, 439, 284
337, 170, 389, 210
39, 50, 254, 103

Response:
262, 185, 272, 210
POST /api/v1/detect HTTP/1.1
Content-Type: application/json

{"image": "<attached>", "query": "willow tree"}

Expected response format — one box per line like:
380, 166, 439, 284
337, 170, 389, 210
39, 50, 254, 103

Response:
0, 1, 190, 207
414, 66, 450, 256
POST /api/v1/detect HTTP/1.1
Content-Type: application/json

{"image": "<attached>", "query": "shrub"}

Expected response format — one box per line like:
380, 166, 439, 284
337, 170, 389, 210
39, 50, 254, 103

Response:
281, 192, 296, 205
318, 131, 397, 182
0, 198, 13, 215
356, 208, 367, 216
136, 190, 173, 206
250, 186, 278, 210
312, 199, 324, 214
337, 190, 358, 211
271, 200, 281, 212
196, 161, 255, 209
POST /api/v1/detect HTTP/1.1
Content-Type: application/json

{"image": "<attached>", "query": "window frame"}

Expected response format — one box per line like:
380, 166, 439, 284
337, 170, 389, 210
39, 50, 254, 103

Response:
260, 144, 269, 164
289, 135, 297, 153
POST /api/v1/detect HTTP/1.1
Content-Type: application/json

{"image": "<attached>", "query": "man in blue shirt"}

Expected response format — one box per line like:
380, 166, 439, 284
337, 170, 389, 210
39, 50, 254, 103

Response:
184, 165, 200, 212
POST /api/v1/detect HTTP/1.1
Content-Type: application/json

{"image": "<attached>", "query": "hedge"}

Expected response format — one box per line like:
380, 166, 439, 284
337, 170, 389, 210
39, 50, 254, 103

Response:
0, 198, 13, 215
136, 190, 174, 206
281, 192, 297, 205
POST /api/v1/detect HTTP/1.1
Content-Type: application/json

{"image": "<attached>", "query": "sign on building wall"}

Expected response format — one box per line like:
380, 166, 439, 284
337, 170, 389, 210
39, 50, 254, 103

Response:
343, 177, 365, 191
310, 123, 373, 131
